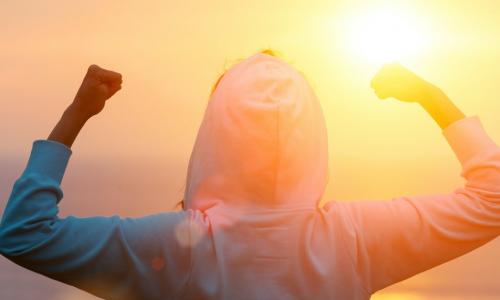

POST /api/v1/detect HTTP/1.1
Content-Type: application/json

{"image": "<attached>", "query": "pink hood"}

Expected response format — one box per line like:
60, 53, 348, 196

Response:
184, 53, 329, 211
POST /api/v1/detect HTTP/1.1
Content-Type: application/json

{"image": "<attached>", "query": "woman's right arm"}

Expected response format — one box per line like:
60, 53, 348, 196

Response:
332, 65, 500, 293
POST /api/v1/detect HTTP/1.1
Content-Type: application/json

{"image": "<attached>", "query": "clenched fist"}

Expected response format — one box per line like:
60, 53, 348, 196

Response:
71, 64, 122, 118
370, 63, 435, 103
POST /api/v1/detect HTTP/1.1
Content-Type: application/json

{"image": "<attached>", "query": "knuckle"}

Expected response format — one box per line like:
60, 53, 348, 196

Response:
88, 64, 100, 73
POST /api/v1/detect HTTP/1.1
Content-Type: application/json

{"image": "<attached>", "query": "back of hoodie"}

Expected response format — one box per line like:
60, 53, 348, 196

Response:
0, 53, 499, 300
179, 53, 366, 299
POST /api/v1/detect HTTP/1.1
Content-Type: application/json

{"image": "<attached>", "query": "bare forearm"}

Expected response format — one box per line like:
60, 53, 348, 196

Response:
419, 86, 466, 130
48, 105, 90, 148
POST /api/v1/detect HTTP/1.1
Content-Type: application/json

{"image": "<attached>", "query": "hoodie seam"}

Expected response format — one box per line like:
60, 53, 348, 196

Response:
274, 93, 281, 204
177, 210, 195, 300
337, 204, 372, 297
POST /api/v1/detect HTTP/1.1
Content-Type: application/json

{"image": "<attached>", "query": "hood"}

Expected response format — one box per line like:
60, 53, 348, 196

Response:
183, 53, 329, 211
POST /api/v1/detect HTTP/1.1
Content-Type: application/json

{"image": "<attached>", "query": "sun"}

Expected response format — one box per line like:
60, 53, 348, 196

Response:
342, 7, 431, 64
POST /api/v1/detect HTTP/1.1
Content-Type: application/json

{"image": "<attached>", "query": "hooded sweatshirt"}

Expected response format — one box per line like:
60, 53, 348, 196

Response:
0, 53, 499, 300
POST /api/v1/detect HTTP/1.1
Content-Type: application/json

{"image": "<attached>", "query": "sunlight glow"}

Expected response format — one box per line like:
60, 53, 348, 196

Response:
371, 292, 427, 300
343, 7, 431, 64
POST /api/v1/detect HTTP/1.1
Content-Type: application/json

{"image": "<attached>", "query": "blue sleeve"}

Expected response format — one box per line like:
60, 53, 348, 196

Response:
0, 140, 191, 300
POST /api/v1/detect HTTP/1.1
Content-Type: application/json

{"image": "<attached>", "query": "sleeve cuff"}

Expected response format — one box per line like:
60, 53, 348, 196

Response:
23, 140, 73, 184
442, 116, 498, 165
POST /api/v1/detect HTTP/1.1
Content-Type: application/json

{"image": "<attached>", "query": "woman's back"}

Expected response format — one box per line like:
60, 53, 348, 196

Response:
185, 206, 365, 299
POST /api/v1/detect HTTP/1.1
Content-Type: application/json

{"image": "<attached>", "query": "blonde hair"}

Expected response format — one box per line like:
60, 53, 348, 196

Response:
210, 48, 279, 94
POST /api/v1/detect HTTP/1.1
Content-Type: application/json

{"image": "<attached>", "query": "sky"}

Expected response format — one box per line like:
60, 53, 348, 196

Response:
0, 0, 499, 299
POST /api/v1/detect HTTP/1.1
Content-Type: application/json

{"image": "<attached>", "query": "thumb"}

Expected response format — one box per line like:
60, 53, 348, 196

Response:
106, 82, 122, 98
374, 89, 390, 100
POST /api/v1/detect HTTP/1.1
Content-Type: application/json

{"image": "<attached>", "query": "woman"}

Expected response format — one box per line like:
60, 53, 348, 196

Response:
0, 51, 499, 300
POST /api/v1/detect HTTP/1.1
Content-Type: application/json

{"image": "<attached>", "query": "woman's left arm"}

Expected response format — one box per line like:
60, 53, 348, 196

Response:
0, 66, 191, 299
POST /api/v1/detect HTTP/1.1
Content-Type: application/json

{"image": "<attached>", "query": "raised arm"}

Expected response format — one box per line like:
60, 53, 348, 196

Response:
0, 66, 191, 299
332, 64, 500, 293
370, 62, 465, 129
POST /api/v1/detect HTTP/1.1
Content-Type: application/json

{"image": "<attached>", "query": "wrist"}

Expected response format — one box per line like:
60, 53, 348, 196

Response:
66, 101, 93, 123
47, 104, 89, 148
417, 85, 465, 130
418, 84, 447, 108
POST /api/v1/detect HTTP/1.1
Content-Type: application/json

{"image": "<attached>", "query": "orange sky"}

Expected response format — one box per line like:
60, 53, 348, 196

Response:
1, 0, 499, 299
